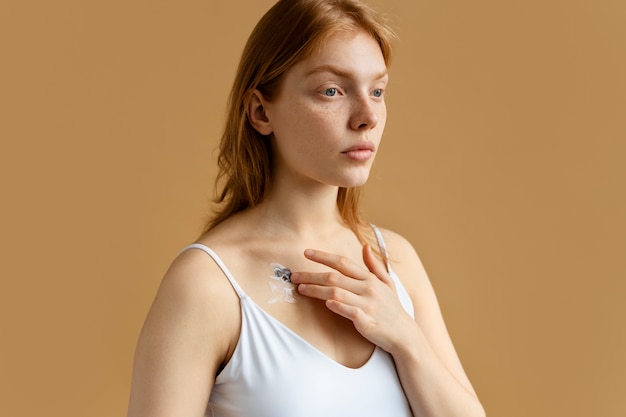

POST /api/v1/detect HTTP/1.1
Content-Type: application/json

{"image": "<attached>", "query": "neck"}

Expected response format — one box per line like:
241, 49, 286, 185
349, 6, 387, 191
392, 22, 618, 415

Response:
250, 182, 348, 241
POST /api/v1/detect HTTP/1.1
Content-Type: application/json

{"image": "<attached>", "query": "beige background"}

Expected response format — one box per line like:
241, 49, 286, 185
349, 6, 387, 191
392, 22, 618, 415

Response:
1, 0, 624, 416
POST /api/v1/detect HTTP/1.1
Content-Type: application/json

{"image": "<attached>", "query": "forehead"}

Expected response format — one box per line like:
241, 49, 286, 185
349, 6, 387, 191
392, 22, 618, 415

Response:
291, 29, 387, 80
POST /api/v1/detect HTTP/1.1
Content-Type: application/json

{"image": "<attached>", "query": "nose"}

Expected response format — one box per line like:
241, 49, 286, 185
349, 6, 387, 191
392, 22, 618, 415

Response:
349, 94, 380, 131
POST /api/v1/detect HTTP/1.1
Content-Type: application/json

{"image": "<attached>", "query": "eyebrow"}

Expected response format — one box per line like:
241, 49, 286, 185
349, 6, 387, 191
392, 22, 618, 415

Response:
305, 64, 388, 80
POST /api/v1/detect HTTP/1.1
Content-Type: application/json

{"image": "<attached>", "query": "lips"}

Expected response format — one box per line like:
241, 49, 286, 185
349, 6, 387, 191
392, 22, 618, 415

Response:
341, 141, 376, 162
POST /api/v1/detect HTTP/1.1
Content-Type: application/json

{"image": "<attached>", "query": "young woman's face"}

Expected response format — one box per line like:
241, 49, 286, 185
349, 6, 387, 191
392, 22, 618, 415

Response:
263, 29, 388, 190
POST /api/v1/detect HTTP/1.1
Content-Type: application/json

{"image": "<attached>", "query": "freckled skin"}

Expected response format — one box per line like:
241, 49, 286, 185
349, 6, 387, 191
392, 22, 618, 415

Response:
262, 30, 389, 190
127, 18, 486, 417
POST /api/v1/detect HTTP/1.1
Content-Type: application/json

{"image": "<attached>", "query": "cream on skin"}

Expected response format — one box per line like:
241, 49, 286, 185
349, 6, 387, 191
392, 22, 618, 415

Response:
126, 26, 484, 417
253, 29, 486, 416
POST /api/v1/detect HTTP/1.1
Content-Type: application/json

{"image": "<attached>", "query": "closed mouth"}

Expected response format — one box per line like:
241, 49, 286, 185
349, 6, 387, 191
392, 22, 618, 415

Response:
341, 141, 376, 153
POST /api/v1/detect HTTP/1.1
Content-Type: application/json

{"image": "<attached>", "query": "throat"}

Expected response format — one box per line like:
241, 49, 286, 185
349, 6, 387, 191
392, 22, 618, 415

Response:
250, 193, 344, 238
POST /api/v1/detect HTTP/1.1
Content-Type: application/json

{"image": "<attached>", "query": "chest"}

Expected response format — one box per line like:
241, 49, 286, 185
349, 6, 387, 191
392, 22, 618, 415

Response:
210, 301, 412, 417
218, 245, 374, 369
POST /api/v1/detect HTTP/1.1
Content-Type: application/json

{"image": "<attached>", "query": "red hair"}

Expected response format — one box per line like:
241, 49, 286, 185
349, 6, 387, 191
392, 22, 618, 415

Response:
205, 0, 395, 245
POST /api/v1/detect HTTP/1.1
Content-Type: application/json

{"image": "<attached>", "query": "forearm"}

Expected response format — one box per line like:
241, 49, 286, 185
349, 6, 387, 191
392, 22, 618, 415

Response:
391, 328, 485, 417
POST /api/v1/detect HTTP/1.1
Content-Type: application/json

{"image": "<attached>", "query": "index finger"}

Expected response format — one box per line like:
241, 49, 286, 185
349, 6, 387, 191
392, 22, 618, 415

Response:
303, 249, 367, 280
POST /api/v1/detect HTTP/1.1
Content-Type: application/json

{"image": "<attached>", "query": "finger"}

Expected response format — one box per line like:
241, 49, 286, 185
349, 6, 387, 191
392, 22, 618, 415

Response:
303, 249, 367, 280
325, 299, 365, 323
362, 244, 394, 285
297, 282, 359, 305
290, 270, 361, 293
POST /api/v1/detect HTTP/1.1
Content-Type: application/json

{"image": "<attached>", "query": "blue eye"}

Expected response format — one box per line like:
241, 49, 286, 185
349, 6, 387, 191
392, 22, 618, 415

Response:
323, 88, 338, 97
373, 89, 383, 98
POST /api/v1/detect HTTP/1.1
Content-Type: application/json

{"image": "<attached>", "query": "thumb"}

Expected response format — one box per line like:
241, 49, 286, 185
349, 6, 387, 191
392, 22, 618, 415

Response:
362, 244, 393, 284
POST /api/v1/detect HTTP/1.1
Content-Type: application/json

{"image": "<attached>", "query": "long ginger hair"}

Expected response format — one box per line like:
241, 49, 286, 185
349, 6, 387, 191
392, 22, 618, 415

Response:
205, 0, 394, 245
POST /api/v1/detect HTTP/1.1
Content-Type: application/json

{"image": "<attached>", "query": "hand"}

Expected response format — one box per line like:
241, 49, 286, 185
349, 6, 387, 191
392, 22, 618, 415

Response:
290, 245, 416, 353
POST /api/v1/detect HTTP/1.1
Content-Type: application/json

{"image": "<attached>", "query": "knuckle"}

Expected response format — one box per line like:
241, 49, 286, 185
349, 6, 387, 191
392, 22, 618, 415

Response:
324, 272, 339, 285
336, 256, 350, 269
328, 287, 343, 300
362, 285, 376, 298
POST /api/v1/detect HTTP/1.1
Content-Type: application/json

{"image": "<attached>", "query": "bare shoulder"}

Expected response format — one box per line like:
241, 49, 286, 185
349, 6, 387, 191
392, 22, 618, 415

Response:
374, 227, 430, 295
374, 227, 478, 394
158, 245, 237, 304
143, 246, 240, 360
128, 246, 240, 416
374, 227, 447, 335
375, 227, 420, 260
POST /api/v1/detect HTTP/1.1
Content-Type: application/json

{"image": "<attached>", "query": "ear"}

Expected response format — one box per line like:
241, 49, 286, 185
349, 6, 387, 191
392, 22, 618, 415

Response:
246, 89, 273, 135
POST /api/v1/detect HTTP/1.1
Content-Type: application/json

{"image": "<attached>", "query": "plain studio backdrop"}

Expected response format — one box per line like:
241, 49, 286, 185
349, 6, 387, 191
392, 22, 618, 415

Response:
1, 1, 624, 416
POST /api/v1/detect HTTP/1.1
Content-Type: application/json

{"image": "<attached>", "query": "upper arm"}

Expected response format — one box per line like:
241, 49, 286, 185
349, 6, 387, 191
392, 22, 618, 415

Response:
127, 249, 240, 417
380, 228, 478, 396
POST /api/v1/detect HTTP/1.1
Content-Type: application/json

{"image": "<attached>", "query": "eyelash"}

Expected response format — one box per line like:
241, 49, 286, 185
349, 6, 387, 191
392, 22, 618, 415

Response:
321, 87, 385, 98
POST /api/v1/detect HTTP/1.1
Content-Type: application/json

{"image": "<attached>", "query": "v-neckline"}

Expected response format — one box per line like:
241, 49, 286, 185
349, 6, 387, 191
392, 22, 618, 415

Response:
239, 294, 379, 370
186, 243, 377, 370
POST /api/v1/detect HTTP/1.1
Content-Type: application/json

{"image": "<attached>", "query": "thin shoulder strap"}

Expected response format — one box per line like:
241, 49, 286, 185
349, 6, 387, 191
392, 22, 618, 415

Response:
370, 225, 415, 317
370, 224, 392, 272
179, 243, 246, 299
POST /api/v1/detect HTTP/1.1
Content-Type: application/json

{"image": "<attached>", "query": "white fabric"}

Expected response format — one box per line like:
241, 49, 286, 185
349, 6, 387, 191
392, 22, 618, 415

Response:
371, 225, 415, 318
181, 228, 414, 417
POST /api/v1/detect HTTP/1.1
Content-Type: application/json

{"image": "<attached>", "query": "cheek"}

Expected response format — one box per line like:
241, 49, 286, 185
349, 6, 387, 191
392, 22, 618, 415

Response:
380, 110, 387, 130
309, 100, 349, 130
272, 98, 346, 153
379, 102, 387, 122
375, 105, 387, 134
308, 110, 341, 135
293, 104, 342, 141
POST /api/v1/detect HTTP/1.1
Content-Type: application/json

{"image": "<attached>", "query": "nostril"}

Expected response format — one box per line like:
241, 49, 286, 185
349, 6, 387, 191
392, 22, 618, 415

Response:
350, 98, 380, 130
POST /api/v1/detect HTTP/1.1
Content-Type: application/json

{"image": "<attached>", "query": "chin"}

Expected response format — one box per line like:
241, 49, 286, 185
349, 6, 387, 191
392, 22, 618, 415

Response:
319, 166, 373, 188
335, 174, 371, 188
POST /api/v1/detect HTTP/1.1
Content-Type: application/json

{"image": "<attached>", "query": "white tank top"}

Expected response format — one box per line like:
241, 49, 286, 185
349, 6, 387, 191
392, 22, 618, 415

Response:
182, 227, 414, 417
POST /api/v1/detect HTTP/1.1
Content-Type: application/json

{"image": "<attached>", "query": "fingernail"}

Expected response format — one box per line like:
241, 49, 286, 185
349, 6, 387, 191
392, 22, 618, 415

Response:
304, 249, 315, 257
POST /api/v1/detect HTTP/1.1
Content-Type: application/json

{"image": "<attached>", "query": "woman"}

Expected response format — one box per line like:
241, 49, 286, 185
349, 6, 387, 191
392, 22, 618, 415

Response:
128, 0, 485, 416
